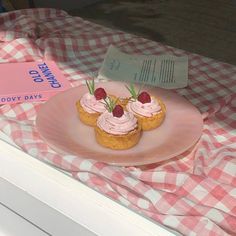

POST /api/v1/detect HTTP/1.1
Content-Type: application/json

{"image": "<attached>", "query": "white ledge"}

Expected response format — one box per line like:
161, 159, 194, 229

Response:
0, 137, 177, 236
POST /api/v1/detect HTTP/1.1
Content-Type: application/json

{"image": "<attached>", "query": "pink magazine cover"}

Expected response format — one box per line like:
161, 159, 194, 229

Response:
0, 60, 71, 104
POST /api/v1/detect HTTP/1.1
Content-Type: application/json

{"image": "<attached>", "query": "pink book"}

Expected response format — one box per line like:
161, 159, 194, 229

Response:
0, 60, 71, 104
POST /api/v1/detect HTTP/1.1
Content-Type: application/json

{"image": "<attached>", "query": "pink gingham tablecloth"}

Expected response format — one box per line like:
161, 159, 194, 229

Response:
0, 8, 236, 236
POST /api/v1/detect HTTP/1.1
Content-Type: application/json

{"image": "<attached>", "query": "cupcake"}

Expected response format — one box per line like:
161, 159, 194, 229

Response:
95, 97, 141, 150
76, 80, 107, 126
126, 84, 166, 131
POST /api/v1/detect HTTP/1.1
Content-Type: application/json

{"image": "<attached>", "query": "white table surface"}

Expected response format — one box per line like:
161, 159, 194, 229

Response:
0, 132, 178, 236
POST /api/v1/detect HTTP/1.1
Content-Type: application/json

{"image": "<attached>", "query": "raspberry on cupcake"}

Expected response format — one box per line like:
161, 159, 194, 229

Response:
126, 84, 166, 131
95, 97, 141, 150
76, 80, 108, 126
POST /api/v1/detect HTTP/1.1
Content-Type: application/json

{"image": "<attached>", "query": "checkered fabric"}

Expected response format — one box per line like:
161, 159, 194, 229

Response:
0, 9, 235, 236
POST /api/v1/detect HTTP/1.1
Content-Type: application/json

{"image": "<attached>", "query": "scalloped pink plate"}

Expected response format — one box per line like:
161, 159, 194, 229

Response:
36, 81, 203, 166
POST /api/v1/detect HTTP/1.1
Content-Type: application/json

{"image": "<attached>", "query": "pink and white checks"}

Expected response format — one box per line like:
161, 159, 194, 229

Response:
0, 8, 235, 236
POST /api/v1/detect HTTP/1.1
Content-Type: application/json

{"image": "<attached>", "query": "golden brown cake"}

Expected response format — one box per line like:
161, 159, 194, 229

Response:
95, 103, 141, 150
76, 80, 108, 126
76, 99, 103, 126
127, 97, 166, 131
126, 86, 166, 131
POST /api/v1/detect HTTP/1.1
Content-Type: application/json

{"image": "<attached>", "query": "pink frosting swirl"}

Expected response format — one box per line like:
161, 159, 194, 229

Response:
80, 92, 106, 113
126, 97, 161, 117
97, 111, 138, 135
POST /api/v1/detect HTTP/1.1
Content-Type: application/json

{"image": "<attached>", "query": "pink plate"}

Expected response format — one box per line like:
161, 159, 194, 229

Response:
36, 81, 203, 166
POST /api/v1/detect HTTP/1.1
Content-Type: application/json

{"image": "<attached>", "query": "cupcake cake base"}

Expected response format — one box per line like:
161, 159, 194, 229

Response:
95, 124, 141, 150
76, 100, 101, 126
136, 98, 166, 131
